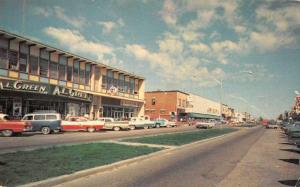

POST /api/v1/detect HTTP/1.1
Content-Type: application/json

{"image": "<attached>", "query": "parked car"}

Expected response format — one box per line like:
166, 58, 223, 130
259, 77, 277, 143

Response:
195, 120, 216, 129
286, 121, 300, 137
97, 117, 130, 131
0, 114, 32, 137
22, 111, 61, 135
129, 116, 155, 130
62, 116, 104, 132
266, 123, 279, 129
154, 119, 177, 128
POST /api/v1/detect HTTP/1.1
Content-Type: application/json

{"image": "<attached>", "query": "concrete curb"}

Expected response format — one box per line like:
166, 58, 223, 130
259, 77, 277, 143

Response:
21, 128, 246, 187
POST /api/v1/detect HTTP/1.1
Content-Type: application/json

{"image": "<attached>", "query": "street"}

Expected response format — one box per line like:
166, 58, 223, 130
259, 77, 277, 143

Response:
0, 125, 197, 153
50, 126, 299, 187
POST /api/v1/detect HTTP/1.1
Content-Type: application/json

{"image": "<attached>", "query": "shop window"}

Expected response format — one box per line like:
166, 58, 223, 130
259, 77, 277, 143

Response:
151, 98, 156, 105
8, 50, 18, 70
79, 63, 85, 85
0, 48, 8, 69
85, 64, 90, 85
29, 55, 38, 75
39, 58, 48, 77
59, 56, 66, 81
67, 62, 72, 81
50, 61, 58, 79
73, 61, 79, 84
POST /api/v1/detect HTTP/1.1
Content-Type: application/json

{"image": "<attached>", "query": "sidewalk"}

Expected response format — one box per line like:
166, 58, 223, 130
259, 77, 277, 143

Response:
218, 129, 300, 187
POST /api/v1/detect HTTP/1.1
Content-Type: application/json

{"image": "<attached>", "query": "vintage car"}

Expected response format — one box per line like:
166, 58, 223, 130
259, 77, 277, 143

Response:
22, 111, 61, 135
195, 120, 216, 129
154, 118, 177, 128
97, 117, 130, 131
62, 116, 104, 132
129, 116, 156, 130
0, 114, 32, 137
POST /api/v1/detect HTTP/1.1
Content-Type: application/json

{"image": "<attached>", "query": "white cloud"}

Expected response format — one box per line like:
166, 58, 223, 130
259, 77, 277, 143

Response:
98, 18, 124, 34
33, 7, 51, 17
158, 37, 183, 54
44, 27, 113, 59
160, 0, 177, 26
53, 6, 86, 29
234, 25, 246, 33
190, 43, 210, 53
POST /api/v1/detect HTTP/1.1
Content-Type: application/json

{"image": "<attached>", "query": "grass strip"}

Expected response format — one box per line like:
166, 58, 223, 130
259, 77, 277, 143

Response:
123, 128, 237, 146
0, 142, 162, 186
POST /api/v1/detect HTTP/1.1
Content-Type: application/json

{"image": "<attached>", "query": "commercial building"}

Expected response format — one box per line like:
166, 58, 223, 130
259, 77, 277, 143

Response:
144, 90, 189, 120
184, 93, 221, 120
0, 30, 145, 119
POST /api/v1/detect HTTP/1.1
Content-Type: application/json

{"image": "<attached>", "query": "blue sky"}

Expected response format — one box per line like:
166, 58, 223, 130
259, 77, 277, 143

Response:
1, 0, 300, 119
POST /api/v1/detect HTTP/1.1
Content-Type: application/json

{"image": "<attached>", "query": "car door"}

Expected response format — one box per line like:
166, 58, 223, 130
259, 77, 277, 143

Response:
23, 115, 37, 131
33, 115, 46, 131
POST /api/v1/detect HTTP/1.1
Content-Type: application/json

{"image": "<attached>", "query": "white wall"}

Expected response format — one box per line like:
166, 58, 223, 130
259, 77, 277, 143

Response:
186, 94, 221, 116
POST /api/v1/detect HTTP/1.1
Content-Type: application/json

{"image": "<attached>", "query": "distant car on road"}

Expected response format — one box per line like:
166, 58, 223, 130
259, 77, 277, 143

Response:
0, 114, 32, 137
98, 117, 130, 131
154, 119, 177, 128
62, 116, 104, 132
195, 120, 216, 129
129, 116, 155, 130
22, 111, 61, 135
266, 123, 279, 129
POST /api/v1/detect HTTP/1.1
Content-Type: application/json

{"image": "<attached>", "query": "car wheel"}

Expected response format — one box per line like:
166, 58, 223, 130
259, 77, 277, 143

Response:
87, 127, 96, 133
113, 126, 121, 131
41, 127, 51, 135
144, 126, 149, 129
129, 125, 136, 130
1, 130, 13, 137
156, 124, 160, 128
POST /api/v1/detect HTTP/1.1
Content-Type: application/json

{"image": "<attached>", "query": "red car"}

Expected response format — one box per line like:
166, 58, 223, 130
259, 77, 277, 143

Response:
62, 116, 104, 132
0, 114, 32, 137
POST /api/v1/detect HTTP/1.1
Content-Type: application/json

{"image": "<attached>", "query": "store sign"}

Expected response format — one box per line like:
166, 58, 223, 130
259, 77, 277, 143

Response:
0, 79, 92, 102
121, 100, 141, 107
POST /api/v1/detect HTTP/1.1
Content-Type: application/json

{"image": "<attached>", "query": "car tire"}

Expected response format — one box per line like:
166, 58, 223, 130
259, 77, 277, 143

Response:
156, 124, 160, 128
113, 126, 121, 131
87, 127, 96, 133
129, 125, 136, 130
1, 130, 13, 137
41, 127, 51, 135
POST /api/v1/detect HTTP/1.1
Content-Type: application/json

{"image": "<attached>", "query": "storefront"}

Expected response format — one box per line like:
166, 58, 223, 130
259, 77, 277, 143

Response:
0, 78, 92, 119
102, 97, 142, 120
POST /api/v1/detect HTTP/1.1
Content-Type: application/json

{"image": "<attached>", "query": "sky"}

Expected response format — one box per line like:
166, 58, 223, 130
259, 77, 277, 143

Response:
0, 0, 300, 119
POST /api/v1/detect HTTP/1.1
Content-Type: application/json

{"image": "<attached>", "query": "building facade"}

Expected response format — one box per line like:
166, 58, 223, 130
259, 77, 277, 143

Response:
144, 90, 189, 121
184, 93, 221, 120
0, 30, 145, 119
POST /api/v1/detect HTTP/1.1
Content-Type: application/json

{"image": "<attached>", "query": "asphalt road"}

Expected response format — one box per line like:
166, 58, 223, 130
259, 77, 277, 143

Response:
0, 125, 198, 153
54, 127, 265, 187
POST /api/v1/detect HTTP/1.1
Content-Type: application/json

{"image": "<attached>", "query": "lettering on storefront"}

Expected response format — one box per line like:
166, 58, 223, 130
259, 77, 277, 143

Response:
0, 79, 92, 102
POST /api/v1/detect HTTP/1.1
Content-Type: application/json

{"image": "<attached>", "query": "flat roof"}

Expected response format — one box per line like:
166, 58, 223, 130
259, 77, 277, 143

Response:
0, 29, 145, 80
145, 90, 189, 95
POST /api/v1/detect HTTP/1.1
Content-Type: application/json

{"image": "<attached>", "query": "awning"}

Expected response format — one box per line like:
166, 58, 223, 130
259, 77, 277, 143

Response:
187, 112, 220, 120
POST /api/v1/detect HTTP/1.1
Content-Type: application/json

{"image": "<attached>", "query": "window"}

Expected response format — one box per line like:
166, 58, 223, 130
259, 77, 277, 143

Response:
73, 61, 79, 83
85, 64, 91, 85
46, 115, 57, 120
107, 70, 113, 88
8, 50, 18, 70
94, 67, 100, 91
134, 80, 139, 94
129, 78, 134, 94
102, 75, 107, 89
0, 38, 8, 69
118, 74, 125, 92
50, 61, 58, 79
19, 43, 28, 73
29, 55, 38, 75
178, 99, 181, 107
59, 56, 66, 81
39, 49, 49, 77
23, 115, 33, 120
160, 109, 166, 114
34, 115, 45, 120
79, 63, 85, 85
151, 98, 156, 105
67, 62, 73, 81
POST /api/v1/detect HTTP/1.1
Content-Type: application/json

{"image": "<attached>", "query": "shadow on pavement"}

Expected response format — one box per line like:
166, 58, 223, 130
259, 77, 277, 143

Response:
279, 159, 299, 165
280, 148, 300, 154
280, 142, 296, 145
278, 180, 298, 186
